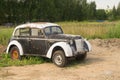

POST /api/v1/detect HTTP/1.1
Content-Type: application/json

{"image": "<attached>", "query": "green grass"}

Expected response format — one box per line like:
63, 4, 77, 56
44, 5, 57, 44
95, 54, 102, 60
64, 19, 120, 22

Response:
0, 21, 120, 45
0, 28, 13, 45
108, 23, 120, 38
0, 53, 46, 67
58, 21, 119, 39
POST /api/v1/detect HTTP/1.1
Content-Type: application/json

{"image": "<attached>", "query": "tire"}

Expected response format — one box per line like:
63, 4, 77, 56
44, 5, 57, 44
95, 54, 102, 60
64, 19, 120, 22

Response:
10, 46, 21, 60
52, 50, 67, 67
76, 52, 87, 61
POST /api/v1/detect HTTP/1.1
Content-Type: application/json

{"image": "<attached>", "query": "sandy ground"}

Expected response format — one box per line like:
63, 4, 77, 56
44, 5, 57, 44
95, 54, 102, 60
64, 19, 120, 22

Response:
0, 39, 120, 80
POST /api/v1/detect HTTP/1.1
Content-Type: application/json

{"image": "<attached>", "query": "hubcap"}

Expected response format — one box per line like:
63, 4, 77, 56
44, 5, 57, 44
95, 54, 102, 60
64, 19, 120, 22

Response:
54, 55, 63, 65
12, 50, 19, 59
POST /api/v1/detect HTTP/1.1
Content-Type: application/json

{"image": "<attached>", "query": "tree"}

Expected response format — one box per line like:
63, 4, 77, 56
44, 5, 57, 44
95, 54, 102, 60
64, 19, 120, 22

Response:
96, 9, 107, 20
116, 2, 120, 19
87, 2, 96, 20
0, 1, 6, 24
0, 0, 98, 24
112, 6, 117, 20
80, 0, 88, 20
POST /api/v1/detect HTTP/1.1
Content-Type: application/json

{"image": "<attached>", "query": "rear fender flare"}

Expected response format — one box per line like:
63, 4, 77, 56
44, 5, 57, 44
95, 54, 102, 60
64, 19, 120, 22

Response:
6, 40, 24, 55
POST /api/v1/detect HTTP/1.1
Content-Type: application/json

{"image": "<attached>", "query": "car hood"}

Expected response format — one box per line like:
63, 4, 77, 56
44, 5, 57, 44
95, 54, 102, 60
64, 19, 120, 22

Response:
48, 34, 82, 40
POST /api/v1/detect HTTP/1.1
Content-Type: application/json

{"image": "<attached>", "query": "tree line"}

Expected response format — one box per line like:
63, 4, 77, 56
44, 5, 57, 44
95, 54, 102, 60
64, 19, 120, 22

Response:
0, 0, 120, 25
110, 2, 120, 20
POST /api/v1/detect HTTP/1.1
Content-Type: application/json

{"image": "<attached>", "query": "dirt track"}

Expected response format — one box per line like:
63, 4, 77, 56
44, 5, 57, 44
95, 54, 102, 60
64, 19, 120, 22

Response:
0, 39, 120, 80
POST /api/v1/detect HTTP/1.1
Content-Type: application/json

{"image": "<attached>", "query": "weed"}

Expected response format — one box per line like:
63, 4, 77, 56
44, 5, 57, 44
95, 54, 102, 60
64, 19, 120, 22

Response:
0, 53, 45, 67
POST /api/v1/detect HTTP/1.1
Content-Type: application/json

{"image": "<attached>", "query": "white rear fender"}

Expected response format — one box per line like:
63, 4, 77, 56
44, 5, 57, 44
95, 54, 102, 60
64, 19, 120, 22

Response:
46, 42, 73, 58
6, 40, 23, 55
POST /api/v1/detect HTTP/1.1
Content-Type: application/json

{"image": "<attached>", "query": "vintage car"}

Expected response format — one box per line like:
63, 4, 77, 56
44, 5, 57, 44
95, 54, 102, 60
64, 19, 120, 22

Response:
6, 22, 92, 67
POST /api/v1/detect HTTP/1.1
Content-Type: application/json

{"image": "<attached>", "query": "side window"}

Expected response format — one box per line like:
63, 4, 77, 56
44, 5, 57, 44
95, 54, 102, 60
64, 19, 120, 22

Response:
31, 28, 39, 36
52, 27, 62, 34
44, 26, 63, 35
31, 28, 43, 37
44, 27, 51, 35
14, 29, 20, 36
20, 28, 30, 36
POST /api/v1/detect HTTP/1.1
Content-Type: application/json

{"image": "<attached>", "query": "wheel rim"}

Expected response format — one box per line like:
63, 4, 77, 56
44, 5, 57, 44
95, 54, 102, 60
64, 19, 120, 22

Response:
54, 55, 63, 65
12, 50, 19, 59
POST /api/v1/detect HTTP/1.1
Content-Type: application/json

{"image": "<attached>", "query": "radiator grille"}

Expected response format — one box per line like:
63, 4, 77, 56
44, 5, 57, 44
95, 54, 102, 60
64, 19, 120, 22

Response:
75, 39, 84, 52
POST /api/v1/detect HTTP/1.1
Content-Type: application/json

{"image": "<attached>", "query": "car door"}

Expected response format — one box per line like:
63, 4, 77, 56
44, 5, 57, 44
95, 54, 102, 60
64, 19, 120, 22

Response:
30, 28, 47, 56
17, 28, 31, 54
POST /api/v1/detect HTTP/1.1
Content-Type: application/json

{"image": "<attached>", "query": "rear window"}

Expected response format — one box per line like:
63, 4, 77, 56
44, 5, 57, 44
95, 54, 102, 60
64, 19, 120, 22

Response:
20, 28, 30, 36
14, 29, 20, 36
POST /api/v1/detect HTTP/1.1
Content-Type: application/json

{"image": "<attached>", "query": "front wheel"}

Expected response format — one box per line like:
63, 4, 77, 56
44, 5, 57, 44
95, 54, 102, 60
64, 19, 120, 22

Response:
10, 46, 21, 60
52, 50, 67, 67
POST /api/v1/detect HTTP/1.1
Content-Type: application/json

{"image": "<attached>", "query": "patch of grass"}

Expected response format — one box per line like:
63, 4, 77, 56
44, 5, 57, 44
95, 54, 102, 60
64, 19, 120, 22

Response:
0, 53, 46, 67
0, 28, 13, 45
0, 21, 119, 46
108, 23, 120, 38
58, 21, 118, 39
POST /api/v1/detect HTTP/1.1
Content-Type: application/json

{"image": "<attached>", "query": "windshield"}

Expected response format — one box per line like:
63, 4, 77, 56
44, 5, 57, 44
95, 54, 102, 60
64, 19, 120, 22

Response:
44, 26, 63, 35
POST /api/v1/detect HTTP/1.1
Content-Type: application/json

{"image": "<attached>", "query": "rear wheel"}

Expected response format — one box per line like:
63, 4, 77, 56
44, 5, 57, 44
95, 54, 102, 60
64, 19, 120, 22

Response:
10, 46, 21, 60
52, 50, 67, 67
76, 53, 87, 61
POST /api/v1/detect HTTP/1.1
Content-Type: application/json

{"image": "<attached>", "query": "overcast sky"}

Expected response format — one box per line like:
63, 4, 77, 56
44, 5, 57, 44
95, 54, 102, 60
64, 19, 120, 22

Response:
87, 0, 120, 9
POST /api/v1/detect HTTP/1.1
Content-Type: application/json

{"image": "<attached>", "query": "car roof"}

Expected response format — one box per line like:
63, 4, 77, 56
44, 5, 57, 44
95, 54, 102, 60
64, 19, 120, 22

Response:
15, 22, 59, 29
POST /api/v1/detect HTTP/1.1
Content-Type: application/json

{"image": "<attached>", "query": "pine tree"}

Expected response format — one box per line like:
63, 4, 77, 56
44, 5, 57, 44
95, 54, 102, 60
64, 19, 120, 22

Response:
112, 6, 117, 20
117, 2, 120, 19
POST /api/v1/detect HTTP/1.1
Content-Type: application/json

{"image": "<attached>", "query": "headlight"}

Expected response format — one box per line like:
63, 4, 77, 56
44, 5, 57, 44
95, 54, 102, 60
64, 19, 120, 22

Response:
69, 40, 73, 45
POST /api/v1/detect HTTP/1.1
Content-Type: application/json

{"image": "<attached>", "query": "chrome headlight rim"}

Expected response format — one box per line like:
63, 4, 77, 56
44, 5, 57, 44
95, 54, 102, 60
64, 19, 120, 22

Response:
70, 40, 73, 45
67, 39, 74, 45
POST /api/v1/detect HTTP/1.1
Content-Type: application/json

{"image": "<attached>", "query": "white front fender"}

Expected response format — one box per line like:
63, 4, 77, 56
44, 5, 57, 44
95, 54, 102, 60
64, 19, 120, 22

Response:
84, 39, 92, 51
46, 42, 73, 58
6, 40, 24, 55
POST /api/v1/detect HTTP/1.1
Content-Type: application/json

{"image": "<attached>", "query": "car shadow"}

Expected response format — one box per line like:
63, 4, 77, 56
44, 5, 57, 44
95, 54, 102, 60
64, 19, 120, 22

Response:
67, 56, 104, 67
22, 55, 104, 68
41, 56, 104, 68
